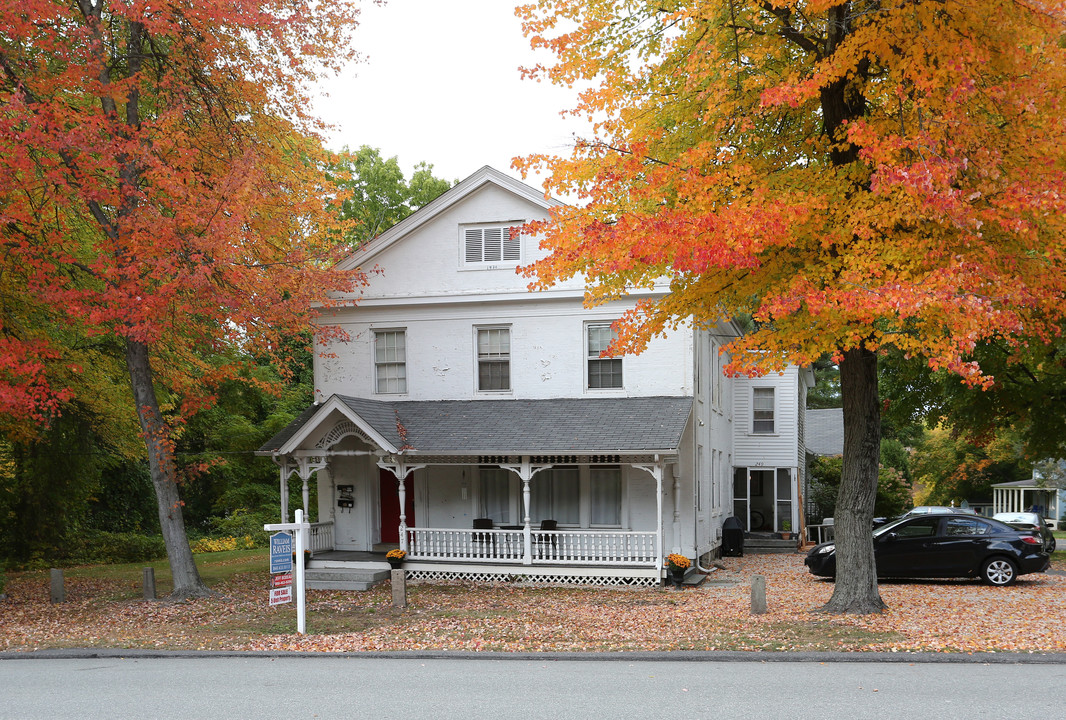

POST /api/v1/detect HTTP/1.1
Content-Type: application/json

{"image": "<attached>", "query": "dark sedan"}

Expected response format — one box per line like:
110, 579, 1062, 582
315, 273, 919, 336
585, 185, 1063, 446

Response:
805, 513, 1051, 586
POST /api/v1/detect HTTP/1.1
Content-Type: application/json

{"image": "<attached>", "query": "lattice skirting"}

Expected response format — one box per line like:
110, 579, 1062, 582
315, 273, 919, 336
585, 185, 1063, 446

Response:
405, 569, 659, 588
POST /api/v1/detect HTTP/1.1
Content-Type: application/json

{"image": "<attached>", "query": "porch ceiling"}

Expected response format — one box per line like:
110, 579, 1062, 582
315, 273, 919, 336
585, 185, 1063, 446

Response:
258, 395, 693, 457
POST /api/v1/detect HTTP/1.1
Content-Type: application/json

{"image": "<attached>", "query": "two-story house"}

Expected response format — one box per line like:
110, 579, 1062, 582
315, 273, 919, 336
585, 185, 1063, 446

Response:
258, 166, 812, 587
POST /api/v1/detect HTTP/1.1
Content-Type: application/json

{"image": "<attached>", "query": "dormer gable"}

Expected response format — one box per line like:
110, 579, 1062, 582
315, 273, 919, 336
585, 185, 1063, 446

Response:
335, 166, 561, 273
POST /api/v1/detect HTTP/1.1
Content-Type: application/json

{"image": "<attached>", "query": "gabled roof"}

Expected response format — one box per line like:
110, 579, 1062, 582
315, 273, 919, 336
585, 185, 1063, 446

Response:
258, 395, 694, 457
335, 166, 562, 272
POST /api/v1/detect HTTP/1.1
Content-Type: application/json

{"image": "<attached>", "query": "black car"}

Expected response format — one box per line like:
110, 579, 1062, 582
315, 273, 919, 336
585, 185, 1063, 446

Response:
804, 513, 1051, 586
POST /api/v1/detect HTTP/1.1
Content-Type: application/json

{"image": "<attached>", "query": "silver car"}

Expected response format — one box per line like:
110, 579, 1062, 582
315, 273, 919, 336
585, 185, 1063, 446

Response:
992, 512, 1056, 553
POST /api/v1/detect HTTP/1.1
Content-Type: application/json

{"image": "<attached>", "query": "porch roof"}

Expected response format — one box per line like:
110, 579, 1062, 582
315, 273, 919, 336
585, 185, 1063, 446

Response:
259, 395, 693, 456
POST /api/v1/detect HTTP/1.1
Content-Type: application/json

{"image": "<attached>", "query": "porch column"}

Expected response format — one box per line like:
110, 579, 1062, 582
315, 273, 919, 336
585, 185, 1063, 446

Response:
501, 458, 552, 566
281, 471, 289, 523
398, 475, 407, 549
632, 457, 666, 573
377, 458, 425, 553
671, 464, 682, 554
272, 456, 296, 523
301, 477, 310, 518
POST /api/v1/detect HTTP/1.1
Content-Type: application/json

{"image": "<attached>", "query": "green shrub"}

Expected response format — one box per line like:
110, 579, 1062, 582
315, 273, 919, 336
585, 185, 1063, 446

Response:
208, 509, 271, 548
64, 530, 167, 565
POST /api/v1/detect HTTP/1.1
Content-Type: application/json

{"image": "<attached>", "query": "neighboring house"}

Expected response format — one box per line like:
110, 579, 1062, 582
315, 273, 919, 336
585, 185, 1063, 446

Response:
258, 166, 812, 586
994, 460, 1066, 523
805, 408, 844, 458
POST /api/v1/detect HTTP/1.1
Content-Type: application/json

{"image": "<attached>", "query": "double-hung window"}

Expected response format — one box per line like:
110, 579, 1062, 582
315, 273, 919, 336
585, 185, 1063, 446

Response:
528, 466, 623, 527
479, 467, 512, 524
374, 330, 407, 394
463, 225, 521, 267
589, 466, 622, 525
587, 323, 623, 389
531, 467, 580, 525
752, 387, 775, 433
476, 326, 510, 392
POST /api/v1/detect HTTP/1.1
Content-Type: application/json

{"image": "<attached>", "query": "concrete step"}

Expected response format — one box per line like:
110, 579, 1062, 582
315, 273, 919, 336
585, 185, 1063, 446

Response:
744, 536, 801, 554
305, 567, 390, 591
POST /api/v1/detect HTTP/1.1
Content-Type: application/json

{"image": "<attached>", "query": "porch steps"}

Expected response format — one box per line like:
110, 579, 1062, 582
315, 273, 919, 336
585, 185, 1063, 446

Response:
304, 561, 390, 591
744, 535, 801, 554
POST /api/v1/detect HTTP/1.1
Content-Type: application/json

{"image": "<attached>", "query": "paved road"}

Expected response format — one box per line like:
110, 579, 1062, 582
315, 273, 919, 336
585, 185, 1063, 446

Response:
2, 653, 1064, 719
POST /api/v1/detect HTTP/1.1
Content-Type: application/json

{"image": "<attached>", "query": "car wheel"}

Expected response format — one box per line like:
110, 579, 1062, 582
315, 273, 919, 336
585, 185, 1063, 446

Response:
981, 557, 1018, 586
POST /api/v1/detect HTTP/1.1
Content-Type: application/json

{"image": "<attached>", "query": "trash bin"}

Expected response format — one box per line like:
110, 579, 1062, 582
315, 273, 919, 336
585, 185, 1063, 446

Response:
722, 516, 744, 557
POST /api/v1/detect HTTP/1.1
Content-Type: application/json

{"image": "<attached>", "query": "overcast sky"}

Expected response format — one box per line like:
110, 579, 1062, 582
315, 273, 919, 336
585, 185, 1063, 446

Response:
314, 0, 585, 194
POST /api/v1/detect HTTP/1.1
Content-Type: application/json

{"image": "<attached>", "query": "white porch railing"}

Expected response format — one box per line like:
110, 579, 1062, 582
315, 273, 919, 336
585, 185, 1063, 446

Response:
531, 530, 657, 565
406, 527, 658, 567
308, 521, 334, 554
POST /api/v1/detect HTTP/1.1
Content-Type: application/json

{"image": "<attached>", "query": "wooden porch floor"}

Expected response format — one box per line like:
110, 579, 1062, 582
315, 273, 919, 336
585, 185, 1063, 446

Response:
310, 550, 387, 563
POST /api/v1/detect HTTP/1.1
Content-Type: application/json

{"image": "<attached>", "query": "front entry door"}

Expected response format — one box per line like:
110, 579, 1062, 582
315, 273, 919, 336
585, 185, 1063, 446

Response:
733, 467, 794, 532
379, 469, 415, 545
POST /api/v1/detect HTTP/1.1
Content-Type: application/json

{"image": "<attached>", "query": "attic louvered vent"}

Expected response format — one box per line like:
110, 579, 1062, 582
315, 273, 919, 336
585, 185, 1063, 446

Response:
463, 225, 521, 266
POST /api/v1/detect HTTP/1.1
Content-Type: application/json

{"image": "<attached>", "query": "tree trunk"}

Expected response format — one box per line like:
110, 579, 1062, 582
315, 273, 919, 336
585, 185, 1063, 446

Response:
125, 338, 211, 599
821, 346, 886, 613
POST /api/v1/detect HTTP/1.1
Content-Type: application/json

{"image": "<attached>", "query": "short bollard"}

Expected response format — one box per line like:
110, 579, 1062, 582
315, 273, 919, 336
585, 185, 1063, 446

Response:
50, 568, 65, 604
750, 574, 767, 614
143, 567, 157, 600
391, 568, 407, 608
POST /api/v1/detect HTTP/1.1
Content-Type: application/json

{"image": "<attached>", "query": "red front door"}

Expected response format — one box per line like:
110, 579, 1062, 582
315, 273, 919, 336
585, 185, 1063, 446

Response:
379, 469, 415, 544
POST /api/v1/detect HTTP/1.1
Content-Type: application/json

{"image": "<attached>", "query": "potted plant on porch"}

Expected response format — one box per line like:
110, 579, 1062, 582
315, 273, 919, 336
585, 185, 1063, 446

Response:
664, 553, 690, 588
780, 520, 792, 539
386, 548, 406, 569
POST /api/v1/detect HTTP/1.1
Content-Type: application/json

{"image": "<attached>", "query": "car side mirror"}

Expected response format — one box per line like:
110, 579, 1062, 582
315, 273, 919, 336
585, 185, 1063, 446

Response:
881, 532, 898, 542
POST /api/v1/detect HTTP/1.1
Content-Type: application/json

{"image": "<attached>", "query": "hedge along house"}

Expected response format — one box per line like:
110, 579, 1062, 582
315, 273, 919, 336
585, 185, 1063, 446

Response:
257, 167, 812, 587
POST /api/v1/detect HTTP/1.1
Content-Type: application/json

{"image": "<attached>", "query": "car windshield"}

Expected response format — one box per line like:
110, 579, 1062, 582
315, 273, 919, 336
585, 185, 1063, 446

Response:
872, 516, 914, 537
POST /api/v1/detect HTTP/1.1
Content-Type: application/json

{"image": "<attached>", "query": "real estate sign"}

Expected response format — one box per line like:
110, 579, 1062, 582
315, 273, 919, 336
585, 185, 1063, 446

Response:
269, 532, 293, 574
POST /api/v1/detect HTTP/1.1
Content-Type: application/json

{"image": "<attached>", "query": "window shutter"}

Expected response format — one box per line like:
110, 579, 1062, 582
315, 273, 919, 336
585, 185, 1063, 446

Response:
464, 226, 521, 265
483, 227, 502, 262
503, 227, 520, 261
465, 228, 483, 263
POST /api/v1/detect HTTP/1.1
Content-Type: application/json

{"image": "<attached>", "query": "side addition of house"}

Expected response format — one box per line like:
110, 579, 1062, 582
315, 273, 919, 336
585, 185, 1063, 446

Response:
258, 166, 812, 587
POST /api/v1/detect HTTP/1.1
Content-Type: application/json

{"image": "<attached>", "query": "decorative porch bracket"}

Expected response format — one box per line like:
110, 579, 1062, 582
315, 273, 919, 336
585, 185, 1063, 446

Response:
500, 458, 553, 565
630, 456, 667, 576
272, 454, 327, 523
378, 458, 426, 552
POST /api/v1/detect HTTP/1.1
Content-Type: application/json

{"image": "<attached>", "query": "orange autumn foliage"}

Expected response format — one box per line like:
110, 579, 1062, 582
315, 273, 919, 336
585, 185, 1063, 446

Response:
516, 0, 1066, 383
0, 0, 367, 597
517, 0, 1066, 614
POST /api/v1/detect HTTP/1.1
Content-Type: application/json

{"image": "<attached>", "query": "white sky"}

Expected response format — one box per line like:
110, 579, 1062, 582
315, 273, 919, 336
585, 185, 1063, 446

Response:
314, 0, 586, 194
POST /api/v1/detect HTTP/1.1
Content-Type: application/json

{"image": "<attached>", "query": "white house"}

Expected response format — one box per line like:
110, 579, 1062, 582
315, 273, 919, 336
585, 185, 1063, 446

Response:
258, 167, 813, 587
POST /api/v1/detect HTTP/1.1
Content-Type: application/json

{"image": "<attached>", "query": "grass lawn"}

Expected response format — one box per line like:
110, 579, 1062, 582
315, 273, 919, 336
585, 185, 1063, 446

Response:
1, 552, 1064, 654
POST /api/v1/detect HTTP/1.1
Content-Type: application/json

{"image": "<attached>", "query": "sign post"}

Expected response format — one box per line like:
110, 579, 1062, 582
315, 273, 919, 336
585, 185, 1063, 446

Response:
264, 508, 309, 634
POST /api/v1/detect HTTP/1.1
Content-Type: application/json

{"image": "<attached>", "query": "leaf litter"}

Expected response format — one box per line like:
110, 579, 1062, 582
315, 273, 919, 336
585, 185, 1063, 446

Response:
1, 555, 1063, 654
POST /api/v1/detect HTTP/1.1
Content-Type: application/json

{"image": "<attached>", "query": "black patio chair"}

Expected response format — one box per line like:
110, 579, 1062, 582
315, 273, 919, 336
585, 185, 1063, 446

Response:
472, 518, 495, 555
533, 519, 557, 558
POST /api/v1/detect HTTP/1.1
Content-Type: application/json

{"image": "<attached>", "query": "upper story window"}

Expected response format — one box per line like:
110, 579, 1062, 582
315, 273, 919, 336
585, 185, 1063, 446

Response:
476, 326, 510, 392
752, 387, 775, 433
463, 224, 521, 268
587, 323, 623, 389
374, 329, 407, 394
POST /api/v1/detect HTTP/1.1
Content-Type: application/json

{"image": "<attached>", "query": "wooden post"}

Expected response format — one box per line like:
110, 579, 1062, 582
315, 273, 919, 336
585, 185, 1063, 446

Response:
50, 568, 65, 603
391, 569, 407, 608
751, 574, 767, 614
142, 567, 156, 600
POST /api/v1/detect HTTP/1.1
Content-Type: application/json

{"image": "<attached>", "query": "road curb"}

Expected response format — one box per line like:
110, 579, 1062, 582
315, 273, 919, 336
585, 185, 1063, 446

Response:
3, 648, 1065, 664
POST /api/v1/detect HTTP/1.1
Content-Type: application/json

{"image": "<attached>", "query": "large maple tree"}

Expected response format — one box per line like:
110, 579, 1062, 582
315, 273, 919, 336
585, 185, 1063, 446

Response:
518, 0, 1066, 611
0, 1, 366, 597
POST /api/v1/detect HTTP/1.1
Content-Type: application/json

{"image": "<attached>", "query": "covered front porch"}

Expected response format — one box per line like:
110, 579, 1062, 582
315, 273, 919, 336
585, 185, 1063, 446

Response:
257, 395, 696, 588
